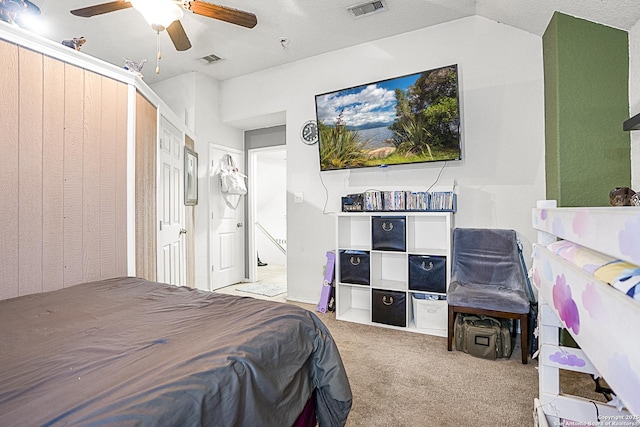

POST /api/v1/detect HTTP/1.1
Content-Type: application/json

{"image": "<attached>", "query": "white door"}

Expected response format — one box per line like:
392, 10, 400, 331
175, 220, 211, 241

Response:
209, 145, 245, 290
157, 116, 186, 286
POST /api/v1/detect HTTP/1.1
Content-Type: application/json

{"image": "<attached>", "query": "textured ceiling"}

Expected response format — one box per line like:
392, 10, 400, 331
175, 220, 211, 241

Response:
20, 0, 640, 85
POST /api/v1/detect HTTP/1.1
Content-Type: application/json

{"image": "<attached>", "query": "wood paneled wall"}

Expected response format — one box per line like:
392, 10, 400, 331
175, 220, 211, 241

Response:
135, 92, 158, 281
0, 41, 128, 301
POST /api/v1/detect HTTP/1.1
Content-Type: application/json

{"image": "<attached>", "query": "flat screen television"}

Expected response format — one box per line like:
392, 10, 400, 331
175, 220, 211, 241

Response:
315, 64, 461, 171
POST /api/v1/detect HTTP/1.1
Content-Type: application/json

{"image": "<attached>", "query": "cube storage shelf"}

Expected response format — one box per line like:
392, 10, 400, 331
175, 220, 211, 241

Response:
335, 212, 452, 337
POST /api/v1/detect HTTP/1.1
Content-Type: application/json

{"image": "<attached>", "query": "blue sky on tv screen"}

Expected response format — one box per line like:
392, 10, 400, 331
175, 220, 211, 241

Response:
316, 73, 421, 130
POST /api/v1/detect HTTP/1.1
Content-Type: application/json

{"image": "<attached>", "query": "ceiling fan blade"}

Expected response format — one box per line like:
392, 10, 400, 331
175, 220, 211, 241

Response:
167, 20, 192, 51
71, 1, 132, 18
187, 1, 257, 28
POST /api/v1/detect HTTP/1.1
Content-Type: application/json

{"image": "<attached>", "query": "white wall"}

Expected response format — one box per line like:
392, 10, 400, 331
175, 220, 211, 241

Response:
152, 72, 244, 291
221, 16, 546, 303
629, 21, 640, 191
150, 72, 196, 131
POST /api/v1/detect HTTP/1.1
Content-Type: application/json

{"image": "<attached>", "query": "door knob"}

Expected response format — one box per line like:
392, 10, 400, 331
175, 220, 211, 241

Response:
179, 228, 187, 234
237, 223, 243, 228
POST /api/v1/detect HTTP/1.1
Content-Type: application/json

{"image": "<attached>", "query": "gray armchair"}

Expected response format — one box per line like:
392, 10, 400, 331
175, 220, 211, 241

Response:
447, 228, 530, 364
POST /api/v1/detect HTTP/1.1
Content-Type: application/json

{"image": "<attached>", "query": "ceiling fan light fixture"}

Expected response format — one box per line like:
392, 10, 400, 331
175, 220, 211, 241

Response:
130, 0, 183, 30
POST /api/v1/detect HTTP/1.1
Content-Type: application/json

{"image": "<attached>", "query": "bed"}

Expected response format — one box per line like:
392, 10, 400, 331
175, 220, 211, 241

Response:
531, 204, 640, 426
0, 277, 352, 426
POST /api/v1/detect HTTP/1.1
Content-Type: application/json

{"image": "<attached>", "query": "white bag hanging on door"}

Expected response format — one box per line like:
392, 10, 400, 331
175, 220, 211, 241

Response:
219, 154, 247, 209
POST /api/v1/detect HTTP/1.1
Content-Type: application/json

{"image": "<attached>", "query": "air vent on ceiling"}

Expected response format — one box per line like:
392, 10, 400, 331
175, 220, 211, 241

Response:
347, 0, 387, 18
199, 54, 222, 65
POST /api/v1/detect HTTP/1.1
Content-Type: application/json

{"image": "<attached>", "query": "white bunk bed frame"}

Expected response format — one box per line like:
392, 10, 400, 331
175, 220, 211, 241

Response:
532, 204, 640, 426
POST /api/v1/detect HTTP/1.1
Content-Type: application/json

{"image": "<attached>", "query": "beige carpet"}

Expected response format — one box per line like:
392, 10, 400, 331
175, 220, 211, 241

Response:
297, 303, 605, 427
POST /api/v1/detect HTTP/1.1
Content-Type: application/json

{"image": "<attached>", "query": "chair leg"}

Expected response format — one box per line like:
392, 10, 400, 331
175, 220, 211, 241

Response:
447, 305, 455, 351
520, 313, 528, 364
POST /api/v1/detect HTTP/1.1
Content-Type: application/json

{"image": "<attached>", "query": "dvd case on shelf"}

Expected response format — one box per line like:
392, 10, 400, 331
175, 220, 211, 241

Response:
342, 190, 456, 212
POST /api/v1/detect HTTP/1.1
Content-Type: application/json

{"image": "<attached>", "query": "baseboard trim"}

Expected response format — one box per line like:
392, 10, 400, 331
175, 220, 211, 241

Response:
285, 296, 317, 305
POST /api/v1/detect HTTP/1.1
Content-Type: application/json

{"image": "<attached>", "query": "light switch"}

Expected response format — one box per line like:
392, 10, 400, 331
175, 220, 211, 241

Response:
294, 192, 304, 203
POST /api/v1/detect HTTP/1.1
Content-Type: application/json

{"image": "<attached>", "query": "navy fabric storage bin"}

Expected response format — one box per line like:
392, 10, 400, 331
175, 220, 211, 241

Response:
339, 250, 370, 285
408, 255, 447, 293
371, 216, 406, 251
372, 289, 406, 327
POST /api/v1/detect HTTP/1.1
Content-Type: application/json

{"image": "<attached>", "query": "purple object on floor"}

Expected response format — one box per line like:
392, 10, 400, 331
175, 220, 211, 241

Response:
291, 392, 317, 427
317, 251, 336, 313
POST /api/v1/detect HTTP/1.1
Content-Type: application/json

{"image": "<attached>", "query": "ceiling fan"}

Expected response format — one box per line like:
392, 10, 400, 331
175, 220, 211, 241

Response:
70, 0, 257, 52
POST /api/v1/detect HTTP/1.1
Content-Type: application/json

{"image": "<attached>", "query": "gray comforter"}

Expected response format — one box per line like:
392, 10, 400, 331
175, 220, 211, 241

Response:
0, 277, 352, 426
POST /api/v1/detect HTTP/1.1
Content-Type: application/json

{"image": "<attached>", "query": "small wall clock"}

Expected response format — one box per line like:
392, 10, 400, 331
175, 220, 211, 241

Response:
300, 120, 318, 145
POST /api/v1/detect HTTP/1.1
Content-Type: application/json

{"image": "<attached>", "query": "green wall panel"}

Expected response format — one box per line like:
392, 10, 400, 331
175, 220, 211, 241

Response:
543, 12, 631, 207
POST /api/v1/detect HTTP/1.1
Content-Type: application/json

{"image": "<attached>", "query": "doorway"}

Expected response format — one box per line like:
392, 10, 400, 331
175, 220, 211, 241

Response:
248, 146, 287, 288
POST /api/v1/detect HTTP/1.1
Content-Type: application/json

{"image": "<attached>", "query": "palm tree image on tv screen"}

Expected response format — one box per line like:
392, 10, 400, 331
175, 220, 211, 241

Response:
315, 64, 461, 171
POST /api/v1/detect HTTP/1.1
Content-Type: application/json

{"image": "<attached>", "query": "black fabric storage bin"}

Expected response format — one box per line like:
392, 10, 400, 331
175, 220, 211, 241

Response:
339, 250, 370, 285
408, 255, 447, 293
371, 216, 406, 251
372, 289, 406, 327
